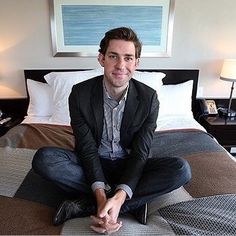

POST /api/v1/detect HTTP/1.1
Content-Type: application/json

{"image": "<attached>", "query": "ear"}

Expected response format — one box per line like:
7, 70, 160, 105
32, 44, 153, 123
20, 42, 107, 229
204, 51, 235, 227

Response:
98, 53, 105, 67
135, 58, 140, 68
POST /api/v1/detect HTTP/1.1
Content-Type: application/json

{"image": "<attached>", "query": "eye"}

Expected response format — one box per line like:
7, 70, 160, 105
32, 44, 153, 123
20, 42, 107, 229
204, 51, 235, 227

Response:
108, 54, 117, 60
125, 57, 134, 62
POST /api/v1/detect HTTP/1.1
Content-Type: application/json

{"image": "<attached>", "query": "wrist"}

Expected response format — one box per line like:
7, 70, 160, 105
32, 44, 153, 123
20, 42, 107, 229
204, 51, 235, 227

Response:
95, 188, 107, 205
113, 189, 127, 205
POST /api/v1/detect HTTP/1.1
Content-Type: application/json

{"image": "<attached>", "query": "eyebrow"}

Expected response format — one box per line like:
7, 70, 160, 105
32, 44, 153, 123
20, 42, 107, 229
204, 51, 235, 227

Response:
108, 51, 135, 57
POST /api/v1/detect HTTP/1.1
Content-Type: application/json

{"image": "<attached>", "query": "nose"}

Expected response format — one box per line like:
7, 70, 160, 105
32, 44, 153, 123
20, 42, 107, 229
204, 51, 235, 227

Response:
116, 58, 125, 70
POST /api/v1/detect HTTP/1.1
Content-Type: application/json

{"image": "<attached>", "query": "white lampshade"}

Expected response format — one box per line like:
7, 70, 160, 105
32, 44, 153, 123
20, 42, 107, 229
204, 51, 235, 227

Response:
220, 59, 236, 82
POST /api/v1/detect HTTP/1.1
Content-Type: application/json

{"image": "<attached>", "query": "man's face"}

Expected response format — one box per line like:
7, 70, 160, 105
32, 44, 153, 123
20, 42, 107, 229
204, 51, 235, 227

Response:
98, 39, 139, 90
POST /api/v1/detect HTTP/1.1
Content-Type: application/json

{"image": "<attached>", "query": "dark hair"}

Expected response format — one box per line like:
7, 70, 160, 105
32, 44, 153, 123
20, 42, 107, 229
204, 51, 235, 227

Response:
99, 27, 142, 58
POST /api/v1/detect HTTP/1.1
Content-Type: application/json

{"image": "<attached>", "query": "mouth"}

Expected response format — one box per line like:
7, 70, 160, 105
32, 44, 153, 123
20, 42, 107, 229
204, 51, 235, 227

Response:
112, 71, 128, 77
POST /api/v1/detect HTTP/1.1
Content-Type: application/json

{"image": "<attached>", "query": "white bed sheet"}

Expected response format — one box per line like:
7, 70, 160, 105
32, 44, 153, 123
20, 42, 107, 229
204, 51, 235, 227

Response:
156, 115, 206, 132
22, 115, 206, 132
22, 116, 67, 126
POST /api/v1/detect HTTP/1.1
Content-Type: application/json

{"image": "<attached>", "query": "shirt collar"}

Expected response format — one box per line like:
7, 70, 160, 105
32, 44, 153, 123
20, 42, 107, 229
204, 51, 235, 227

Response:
103, 80, 129, 103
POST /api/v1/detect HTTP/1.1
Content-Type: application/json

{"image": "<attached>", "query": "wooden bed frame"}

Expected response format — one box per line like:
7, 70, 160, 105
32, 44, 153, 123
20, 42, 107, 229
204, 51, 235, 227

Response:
24, 69, 201, 117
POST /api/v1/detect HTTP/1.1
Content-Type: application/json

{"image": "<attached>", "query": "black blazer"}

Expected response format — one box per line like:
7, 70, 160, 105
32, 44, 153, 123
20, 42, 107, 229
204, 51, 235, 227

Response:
69, 75, 159, 193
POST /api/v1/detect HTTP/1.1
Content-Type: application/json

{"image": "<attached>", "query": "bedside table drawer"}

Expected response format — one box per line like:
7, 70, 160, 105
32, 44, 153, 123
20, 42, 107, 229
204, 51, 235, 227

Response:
199, 115, 236, 148
211, 128, 236, 146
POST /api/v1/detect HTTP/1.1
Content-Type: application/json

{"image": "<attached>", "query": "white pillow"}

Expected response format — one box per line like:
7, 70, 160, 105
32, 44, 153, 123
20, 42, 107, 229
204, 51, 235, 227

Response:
133, 71, 165, 92
44, 68, 104, 125
27, 79, 53, 117
157, 80, 193, 119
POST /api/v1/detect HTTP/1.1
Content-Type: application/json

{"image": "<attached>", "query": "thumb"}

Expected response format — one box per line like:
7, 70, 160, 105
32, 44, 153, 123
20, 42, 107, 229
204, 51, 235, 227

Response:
98, 204, 110, 218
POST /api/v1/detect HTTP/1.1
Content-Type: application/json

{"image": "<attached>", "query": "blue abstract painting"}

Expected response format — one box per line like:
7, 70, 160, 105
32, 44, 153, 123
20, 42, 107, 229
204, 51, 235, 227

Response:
62, 5, 163, 46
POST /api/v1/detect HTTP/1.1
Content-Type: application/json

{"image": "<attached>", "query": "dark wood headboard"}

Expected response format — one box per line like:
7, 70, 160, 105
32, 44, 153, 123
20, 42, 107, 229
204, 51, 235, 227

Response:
24, 69, 200, 117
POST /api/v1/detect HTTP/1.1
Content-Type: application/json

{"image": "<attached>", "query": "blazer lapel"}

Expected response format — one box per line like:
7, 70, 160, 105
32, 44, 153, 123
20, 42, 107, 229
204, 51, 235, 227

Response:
121, 80, 139, 133
91, 76, 104, 142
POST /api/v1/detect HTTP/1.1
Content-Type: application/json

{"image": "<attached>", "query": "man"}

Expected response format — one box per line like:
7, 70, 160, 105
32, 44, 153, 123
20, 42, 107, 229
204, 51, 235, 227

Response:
32, 27, 191, 234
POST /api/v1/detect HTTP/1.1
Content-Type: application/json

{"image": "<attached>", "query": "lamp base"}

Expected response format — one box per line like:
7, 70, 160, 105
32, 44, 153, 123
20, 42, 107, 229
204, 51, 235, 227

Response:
218, 108, 236, 117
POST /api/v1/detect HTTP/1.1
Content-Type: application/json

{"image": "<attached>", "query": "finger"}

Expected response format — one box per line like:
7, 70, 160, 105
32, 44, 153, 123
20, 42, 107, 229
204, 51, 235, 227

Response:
104, 221, 122, 231
90, 225, 106, 234
106, 222, 123, 234
99, 211, 110, 219
98, 203, 111, 218
107, 217, 117, 224
91, 215, 122, 233
102, 215, 111, 225
91, 214, 111, 226
90, 215, 104, 225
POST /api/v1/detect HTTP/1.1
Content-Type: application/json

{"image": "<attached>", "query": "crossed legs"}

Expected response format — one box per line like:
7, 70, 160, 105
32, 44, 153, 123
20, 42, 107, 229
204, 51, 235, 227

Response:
32, 147, 191, 220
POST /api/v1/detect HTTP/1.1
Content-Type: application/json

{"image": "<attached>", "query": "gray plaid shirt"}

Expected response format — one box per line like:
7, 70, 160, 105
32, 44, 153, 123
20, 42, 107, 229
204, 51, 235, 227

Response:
98, 83, 129, 160
92, 81, 132, 198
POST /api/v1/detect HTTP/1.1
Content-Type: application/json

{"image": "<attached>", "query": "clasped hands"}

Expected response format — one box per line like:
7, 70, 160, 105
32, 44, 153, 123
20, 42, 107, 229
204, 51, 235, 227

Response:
90, 214, 122, 234
90, 189, 126, 234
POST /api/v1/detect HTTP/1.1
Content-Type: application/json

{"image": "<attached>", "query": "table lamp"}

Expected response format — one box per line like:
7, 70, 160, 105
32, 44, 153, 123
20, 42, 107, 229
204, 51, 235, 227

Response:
0, 85, 21, 98
220, 59, 236, 117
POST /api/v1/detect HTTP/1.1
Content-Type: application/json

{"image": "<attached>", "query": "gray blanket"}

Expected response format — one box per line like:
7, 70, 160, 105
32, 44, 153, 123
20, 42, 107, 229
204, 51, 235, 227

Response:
159, 194, 236, 235
152, 129, 223, 158
0, 124, 236, 235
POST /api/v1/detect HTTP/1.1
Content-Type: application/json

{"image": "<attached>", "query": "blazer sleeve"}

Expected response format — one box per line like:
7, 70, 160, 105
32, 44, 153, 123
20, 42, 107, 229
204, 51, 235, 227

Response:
69, 85, 107, 186
118, 91, 159, 194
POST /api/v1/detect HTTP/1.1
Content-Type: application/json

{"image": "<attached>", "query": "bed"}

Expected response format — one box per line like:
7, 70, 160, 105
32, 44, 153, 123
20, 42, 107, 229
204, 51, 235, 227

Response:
0, 68, 235, 235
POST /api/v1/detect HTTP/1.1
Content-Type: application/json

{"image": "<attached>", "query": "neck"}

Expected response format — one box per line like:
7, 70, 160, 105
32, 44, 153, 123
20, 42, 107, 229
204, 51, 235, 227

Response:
107, 88, 124, 101
104, 82, 128, 101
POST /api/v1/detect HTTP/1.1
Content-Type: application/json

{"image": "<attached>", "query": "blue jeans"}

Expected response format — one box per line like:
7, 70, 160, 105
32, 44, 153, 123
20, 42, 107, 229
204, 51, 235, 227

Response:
32, 147, 191, 212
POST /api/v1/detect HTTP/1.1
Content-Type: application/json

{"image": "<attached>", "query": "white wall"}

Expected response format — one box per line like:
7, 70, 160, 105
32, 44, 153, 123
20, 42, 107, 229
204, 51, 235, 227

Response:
0, 0, 236, 98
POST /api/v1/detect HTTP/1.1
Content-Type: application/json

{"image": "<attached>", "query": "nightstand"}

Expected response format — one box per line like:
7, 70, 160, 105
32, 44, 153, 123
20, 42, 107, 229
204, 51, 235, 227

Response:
0, 98, 27, 137
199, 115, 236, 152
0, 117, 24, 137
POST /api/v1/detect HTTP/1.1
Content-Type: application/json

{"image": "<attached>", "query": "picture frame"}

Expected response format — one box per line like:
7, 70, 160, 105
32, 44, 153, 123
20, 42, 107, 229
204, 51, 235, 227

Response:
49, 0, 175, 57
